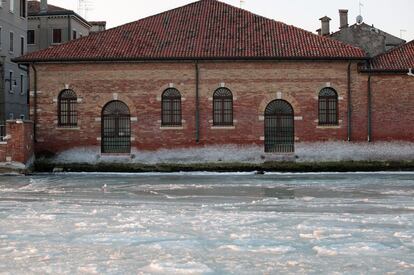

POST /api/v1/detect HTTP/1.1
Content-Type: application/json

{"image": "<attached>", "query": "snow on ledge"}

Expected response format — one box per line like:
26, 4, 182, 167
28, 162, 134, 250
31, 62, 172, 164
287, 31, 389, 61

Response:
47, 142, 414, 165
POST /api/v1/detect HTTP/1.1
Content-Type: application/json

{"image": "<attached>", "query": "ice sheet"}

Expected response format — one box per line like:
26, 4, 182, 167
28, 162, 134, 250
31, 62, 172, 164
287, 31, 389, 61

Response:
0, 172, 413, 274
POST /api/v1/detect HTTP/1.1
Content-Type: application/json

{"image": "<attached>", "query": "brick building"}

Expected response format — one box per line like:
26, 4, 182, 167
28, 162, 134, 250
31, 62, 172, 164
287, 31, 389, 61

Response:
14, 0, 414, 163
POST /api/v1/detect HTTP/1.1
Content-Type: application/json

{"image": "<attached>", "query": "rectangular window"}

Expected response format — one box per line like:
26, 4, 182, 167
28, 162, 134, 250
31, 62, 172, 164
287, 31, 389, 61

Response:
10, 0, 15, 12
0, 27, 2, 48
20, 0, 26, 18
20, 36, 24, 55
9, 32, 14, 52
20, 74, 24, 95
27, 30, 34, 44
72, 30, 77, 40
9, 71, 13, 91
52, 29, 62, 44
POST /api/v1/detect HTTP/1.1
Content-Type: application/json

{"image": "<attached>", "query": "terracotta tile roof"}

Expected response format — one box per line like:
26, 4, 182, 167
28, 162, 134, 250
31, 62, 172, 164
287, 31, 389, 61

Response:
369, 40, 414, 71
28, 0, 69, 15
17, 0, 366, 62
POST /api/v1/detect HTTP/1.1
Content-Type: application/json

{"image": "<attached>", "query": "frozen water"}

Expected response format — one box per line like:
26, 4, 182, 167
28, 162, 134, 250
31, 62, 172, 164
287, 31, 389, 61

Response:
0, 172, 414, 274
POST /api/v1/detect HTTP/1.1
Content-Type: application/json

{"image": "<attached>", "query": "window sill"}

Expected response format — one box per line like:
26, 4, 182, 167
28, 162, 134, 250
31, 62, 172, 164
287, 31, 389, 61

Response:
56, 127, 80, 130
211, 125, 235, 130
160, 126, 183, 130
264, 152, 295, 156
100, 153, 133, 158
316, 125, 341, 129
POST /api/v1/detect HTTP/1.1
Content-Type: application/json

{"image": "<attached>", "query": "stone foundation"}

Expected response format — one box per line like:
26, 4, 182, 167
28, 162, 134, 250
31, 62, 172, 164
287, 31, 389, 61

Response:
48, 142, 414, 165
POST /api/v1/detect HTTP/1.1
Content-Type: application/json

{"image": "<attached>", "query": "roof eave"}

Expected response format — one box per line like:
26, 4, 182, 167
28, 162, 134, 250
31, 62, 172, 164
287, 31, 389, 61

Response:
359, 68, 410, 74
28, 11, 92, 27
13, 55, 368, 64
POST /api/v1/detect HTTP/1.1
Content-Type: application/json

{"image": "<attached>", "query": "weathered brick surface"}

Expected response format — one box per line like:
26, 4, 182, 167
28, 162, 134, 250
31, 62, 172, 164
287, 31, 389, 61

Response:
0, 121, 34, 164
370, 75, 414, 140
28, 61, 412, 155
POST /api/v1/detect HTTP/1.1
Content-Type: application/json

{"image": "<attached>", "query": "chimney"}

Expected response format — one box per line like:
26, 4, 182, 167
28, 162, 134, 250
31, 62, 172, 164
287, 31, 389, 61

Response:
316, 29, 321, 36
40, 0, 48, 13
319, 16, 331, 36
339, 9, 349, 29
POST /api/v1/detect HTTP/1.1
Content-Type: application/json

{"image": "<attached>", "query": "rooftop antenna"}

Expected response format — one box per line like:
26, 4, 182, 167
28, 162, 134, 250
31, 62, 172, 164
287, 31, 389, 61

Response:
356, 0, 364, 24
78, 0, 93, 19
240, 0, 245, 9
400, 29, 407, 39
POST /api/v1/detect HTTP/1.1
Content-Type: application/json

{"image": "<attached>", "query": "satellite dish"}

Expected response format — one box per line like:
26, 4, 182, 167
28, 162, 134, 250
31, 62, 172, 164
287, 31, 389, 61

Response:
356, 15, 364, 24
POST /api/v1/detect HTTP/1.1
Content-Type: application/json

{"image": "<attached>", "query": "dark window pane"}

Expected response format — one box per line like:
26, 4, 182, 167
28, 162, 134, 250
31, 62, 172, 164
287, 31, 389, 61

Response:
58, 89, 77, 127
101, 101, 131, 154
213, 88, 233, 126
318, 88, 338, 125
264, 100, 294, 153
27, 30, 35, 44
53, 29, 62, 44
161, 88, 181, 126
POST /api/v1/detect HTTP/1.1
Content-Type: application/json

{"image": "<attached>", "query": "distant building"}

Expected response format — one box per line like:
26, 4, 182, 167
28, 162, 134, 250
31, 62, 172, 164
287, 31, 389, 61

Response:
0, 0, 29, 128
89, 21, 106, 34
27, 0, 92, 53
318, 10, 405, 57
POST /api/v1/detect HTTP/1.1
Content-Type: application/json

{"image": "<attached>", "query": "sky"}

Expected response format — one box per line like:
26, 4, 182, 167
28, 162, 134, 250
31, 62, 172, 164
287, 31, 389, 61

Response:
49, 0, 414, 41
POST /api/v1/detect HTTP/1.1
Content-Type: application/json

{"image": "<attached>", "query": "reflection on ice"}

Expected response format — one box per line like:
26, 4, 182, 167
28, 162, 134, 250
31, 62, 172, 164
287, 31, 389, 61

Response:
0, 172, 413, 273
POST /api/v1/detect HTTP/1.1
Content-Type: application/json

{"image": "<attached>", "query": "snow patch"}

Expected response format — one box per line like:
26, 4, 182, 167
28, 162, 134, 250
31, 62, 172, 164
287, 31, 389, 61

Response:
313, 246, 338, 256
143, 261, 212, 274
48, 142, 414, 165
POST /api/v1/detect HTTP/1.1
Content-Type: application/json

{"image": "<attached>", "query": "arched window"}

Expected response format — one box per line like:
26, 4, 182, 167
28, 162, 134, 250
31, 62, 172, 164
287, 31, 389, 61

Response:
264, 100, 294, 153
101, 100, 131, 154
161, 88, 182, 126
213, 87, 233, 126
318, 88, 338, 125
58, 89, 77, 127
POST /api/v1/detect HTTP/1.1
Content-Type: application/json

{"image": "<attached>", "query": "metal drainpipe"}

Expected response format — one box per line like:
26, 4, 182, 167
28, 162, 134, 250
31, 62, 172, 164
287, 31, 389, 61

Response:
31, 64, 37, 142
195, 61, 200, 143
347, 61, 352, 142
367, 75, 372, 142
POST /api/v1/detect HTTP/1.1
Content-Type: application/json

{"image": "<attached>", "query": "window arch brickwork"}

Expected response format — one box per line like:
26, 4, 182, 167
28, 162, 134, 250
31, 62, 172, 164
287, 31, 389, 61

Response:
213, 87, 233, 126
162, 88, 182, 126
101, 100, 131, 154
264, 100, 294, 153
58, 89, 77, 127
318, 87, 338, 125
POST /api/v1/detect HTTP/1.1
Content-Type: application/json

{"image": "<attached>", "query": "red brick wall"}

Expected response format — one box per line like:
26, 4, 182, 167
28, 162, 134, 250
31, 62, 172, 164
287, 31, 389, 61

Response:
28, 60, 411, 155
370, 75, 414, 140
0, 121, 34, 164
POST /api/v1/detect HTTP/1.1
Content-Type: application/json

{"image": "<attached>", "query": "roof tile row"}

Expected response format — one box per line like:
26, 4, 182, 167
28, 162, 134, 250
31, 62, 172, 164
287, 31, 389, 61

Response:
17, 0, 366, 62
